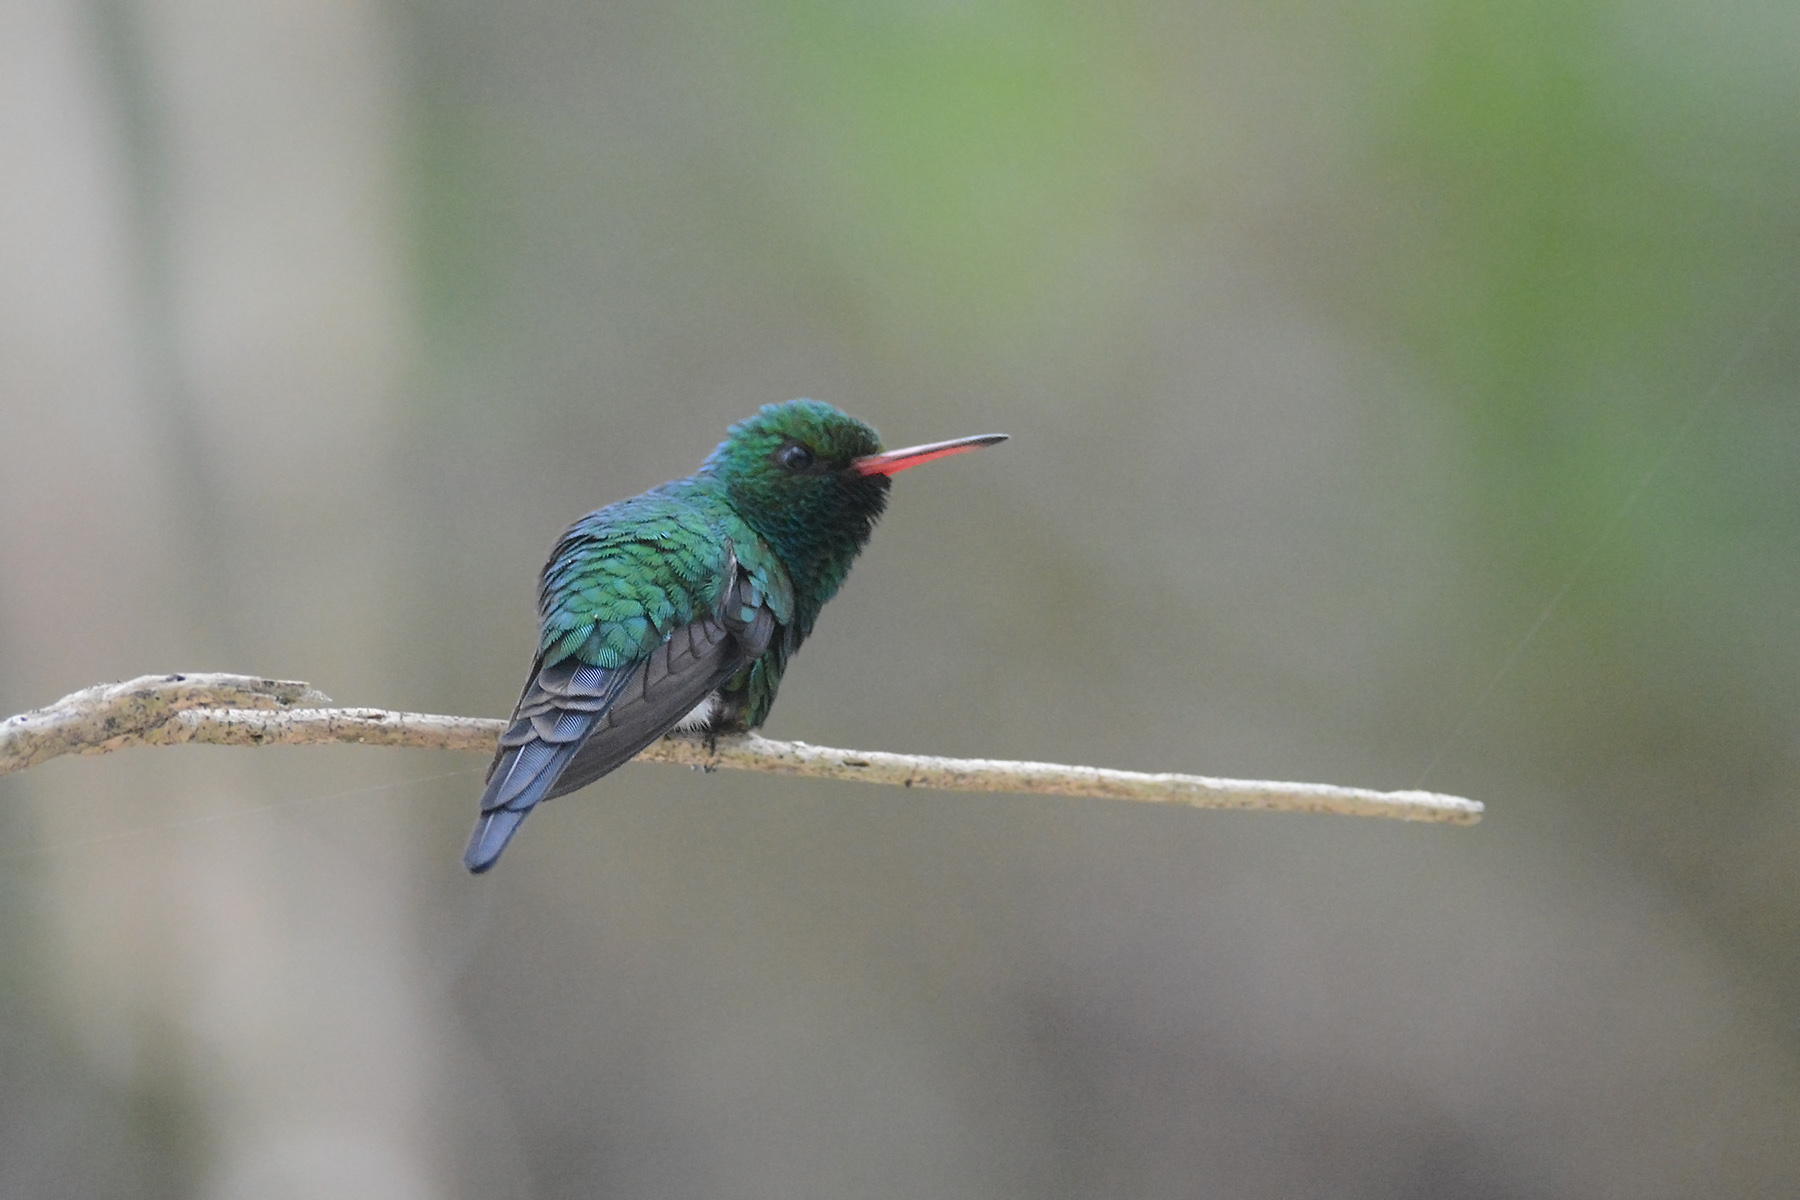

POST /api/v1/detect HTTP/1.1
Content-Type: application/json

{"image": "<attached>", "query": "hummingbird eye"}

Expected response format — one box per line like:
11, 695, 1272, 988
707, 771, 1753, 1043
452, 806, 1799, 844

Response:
776, 442, 816, 472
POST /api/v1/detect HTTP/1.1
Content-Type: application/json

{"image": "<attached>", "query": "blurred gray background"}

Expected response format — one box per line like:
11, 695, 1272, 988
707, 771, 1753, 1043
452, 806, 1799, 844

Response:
2, 0, 1797, 1196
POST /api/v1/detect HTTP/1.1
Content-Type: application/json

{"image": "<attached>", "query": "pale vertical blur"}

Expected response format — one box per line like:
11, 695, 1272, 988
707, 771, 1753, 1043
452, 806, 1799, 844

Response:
1, 1, 1797, 1198
1, 0, 449, 1197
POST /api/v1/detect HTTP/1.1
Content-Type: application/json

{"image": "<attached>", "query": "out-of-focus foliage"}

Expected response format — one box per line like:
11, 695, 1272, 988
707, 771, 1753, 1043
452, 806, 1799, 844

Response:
1, 0, 1796, 1196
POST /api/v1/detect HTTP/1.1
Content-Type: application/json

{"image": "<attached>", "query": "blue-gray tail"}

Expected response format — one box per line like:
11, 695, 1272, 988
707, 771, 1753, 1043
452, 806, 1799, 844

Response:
463, 717, 600, 872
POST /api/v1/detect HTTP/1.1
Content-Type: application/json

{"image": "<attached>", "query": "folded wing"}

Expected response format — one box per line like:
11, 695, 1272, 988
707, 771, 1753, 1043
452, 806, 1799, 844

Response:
463, 571, 776, 873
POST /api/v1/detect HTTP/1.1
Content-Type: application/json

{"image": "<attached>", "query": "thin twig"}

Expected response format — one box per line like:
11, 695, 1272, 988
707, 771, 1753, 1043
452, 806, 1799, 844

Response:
1, 674, 1483, 824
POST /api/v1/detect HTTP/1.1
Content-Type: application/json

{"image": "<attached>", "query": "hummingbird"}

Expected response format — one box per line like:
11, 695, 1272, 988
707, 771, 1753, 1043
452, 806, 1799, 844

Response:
463, 399, 1006, 872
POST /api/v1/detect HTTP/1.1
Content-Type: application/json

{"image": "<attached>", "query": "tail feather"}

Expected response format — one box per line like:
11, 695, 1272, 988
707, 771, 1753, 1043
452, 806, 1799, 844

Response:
491, 738, 565, 808
462, 659, 637, 873
464, 591, 774, 874
463, 714, 600, 872
463, 807, 530, 874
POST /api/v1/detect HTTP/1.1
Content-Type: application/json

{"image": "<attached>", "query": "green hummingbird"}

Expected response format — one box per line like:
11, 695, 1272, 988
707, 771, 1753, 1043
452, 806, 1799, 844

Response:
464, 399, 1006, 872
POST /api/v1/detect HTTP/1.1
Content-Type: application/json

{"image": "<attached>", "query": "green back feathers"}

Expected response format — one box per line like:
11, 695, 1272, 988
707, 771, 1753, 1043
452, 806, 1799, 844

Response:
537, 492, 721, 667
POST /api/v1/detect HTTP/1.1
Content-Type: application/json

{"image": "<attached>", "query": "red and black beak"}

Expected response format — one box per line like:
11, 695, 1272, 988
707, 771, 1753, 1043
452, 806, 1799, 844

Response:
849, 432, 1008, 477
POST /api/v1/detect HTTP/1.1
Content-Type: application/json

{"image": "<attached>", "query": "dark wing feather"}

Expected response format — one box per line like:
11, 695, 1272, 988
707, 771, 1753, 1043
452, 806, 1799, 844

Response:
463, 571, 777, 873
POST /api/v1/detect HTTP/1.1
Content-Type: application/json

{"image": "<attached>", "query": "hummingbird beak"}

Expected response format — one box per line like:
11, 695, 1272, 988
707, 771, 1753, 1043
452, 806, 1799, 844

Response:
849, 432, 1009, 477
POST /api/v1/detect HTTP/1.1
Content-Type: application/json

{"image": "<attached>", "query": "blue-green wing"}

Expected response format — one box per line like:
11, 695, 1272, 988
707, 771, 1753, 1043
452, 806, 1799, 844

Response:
464, 492, 789, 872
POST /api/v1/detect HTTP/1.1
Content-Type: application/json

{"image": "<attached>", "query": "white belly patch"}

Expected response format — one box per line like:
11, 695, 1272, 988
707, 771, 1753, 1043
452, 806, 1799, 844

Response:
673, 692, 719, 731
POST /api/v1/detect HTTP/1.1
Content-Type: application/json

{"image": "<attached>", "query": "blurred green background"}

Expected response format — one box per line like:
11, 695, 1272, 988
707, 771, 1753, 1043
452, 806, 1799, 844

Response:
2, 0, 1796, 1196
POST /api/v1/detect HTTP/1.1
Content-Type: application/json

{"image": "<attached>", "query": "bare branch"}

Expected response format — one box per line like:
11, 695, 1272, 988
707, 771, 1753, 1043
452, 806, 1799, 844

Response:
1, 674, 1483, 824
0, 673, 331, 773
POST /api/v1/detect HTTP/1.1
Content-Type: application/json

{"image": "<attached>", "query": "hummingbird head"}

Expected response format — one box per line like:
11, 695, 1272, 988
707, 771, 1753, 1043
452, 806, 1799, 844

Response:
707, 399, 1006, 624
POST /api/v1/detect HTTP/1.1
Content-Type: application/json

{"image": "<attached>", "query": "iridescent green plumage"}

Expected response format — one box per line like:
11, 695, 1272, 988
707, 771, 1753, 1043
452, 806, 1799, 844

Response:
464, 399, 1005, 872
